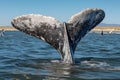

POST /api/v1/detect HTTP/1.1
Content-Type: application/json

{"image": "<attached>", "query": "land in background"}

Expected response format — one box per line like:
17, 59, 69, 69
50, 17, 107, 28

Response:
0, 26, 120, 33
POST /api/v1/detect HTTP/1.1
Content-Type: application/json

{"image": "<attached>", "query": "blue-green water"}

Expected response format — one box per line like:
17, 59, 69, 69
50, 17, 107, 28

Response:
0, 31, 120, 80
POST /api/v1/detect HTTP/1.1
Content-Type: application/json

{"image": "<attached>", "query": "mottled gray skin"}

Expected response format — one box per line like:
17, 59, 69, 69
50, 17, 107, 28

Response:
11, 8, 105, 64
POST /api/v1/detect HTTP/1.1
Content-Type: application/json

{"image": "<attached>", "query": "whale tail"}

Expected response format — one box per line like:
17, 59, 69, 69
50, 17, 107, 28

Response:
11, 8, 105, 64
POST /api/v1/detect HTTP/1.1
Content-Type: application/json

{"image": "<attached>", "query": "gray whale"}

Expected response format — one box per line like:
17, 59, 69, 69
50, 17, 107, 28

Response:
11, 8, 105, 64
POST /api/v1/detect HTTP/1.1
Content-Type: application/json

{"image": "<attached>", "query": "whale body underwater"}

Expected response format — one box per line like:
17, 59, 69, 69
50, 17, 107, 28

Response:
11, 8, 105, 64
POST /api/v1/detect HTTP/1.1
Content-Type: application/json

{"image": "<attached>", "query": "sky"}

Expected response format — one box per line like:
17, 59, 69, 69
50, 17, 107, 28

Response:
0, 0, 120, 26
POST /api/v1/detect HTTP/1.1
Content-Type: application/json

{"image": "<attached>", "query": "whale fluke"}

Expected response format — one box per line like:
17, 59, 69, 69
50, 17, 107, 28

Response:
11, 8, 105, 64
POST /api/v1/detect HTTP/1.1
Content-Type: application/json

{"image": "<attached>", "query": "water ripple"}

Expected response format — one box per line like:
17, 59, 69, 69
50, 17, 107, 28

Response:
0, 32, 120, 79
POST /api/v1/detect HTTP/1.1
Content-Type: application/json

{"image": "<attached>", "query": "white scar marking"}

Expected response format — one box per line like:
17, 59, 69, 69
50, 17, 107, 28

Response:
50, 37, 53, 40
13, 14, 62, 29
59, 32, 62, 36
43, 29, 46, 32
40, 36, 45, 41
57, 38, 59, 41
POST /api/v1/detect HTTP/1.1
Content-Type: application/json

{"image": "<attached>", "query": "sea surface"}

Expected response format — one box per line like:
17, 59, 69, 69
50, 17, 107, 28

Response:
0, 31, 120, 80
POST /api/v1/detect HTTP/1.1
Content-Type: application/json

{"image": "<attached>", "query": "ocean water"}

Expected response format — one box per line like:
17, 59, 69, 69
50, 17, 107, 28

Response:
0, 31, 120, 80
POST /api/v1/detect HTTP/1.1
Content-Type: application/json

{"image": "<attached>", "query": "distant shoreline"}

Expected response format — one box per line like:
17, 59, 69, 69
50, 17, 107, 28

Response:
0, 26, 120, 32
92, 26, 120, 32
0, 26, 17, 31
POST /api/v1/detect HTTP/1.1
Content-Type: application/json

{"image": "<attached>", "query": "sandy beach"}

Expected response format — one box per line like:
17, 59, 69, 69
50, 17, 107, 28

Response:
92, 26, 120, 32
0, 26, 17, 31
0, 26, 120, 32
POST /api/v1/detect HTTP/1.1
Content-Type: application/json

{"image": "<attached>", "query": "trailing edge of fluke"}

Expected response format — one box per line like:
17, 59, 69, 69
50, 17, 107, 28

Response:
11, 8, 105, 64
